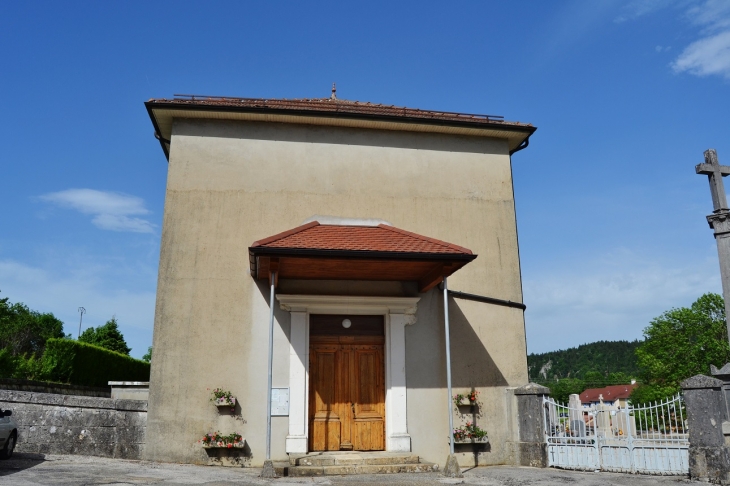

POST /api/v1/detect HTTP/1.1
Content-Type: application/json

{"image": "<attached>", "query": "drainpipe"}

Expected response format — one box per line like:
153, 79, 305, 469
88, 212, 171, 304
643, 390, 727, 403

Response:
441, 278, 462, 477
443, 277, 455, 454
262, 271, 276, 478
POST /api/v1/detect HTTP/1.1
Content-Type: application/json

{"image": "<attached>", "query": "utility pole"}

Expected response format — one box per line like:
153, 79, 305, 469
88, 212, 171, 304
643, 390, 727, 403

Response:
77, 307, 86, 339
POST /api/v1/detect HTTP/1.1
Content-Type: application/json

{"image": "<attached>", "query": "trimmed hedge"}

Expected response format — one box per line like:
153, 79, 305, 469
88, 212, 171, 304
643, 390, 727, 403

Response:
43, 338, 150, 387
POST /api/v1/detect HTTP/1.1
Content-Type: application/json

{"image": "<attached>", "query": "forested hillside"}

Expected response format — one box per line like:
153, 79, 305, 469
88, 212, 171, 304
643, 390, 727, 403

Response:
528, 340, 641, 382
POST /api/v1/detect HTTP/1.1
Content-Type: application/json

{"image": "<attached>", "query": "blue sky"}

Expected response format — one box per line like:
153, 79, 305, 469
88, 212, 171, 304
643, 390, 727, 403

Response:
2, 1, 730, 358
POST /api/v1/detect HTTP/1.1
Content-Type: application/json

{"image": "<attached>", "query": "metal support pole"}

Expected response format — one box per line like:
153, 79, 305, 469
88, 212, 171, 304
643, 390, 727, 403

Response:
77, 307, 85, 339
266, 272, 276, 461
443, 278, 455, 455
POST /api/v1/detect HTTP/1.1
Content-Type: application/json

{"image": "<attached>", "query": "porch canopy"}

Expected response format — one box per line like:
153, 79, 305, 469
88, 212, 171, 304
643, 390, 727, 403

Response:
248, 221, 476, 292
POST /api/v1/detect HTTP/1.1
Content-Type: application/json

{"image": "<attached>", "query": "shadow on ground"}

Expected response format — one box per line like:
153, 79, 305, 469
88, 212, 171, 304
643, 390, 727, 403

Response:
0, 452, 46, 476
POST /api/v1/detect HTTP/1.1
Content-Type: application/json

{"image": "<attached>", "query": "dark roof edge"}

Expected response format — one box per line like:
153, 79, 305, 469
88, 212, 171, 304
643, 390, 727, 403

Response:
248, 247, 478, 261
145, 102, 170, 160
145, 100, 537, 136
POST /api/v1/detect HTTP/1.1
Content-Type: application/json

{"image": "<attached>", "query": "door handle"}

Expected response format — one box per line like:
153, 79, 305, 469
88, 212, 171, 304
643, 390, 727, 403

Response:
351, 403, 355, 416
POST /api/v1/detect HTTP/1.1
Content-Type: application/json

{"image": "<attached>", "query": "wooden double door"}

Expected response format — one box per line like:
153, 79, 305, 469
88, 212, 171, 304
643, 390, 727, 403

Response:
309, 315, 385, 451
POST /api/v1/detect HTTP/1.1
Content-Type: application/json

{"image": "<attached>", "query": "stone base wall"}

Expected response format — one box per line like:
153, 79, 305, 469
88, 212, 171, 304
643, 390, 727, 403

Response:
0, 389, 146, 459
689, 446, 730, 484
515, 442, 548, 468
0, 379, 110, 397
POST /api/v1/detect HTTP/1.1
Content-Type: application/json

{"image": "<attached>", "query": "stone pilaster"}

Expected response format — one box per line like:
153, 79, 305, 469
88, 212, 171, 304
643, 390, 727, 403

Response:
681, 374, 730, 483
514, 383, 550, 467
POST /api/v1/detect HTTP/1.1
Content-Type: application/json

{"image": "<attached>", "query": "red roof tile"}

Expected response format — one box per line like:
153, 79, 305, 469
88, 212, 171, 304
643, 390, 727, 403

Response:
147, 95, 533, 129
580, 384, 638, 403
251, 222, 473, 255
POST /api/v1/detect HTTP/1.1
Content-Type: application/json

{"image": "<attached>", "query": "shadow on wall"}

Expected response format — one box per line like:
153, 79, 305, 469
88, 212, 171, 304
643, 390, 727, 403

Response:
254, 280, 507, 389
175, 118, 505, 155
407, 291, 508, 389
254, 279, 292, 340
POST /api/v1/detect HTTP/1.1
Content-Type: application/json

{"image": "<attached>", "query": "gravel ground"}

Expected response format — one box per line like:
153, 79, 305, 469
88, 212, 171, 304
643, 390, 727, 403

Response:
0, 453, 692, 485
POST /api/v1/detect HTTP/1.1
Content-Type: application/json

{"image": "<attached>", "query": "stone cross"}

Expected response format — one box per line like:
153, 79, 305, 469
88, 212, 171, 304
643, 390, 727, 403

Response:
696, 149, 730, 212
697, 149, 730, 344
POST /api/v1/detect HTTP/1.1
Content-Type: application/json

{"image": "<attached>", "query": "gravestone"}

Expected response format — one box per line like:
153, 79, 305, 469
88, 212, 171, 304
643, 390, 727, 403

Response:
568, 394, 584, 437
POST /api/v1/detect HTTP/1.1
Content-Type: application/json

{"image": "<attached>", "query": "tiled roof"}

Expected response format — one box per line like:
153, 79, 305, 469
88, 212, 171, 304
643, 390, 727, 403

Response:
580, 384, 638, 403
250, 221, 473, 255
147, 95, 533, 129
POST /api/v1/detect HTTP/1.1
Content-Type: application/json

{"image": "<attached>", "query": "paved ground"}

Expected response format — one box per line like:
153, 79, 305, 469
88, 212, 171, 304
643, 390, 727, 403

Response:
0, 453, 692, 485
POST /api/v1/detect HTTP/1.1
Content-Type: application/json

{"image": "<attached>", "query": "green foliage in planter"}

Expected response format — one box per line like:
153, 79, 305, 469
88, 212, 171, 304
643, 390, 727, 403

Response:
200, 431, 244, 447
43, 338, 150, 387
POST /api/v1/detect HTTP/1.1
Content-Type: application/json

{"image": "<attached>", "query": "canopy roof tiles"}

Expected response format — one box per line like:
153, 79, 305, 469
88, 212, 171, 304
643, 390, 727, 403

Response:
249, 222, 477, 292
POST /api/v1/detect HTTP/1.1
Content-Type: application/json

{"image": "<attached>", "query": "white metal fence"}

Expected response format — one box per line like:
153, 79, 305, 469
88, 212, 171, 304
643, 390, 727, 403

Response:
543, 394, 689, 475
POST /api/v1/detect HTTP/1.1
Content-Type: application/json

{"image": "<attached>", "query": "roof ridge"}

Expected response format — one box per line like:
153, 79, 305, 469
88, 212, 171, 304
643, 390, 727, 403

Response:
147, 97, 529, 126
250, 221, 319, 247
377, 224, 473, 255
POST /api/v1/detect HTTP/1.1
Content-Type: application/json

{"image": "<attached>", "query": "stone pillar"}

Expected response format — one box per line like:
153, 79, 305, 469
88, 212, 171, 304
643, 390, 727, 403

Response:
681, 374, 730, 483
514, 383, 550, 467
385, 312, 413, 452
286, 311, 308, 453
708, 211, 730, 344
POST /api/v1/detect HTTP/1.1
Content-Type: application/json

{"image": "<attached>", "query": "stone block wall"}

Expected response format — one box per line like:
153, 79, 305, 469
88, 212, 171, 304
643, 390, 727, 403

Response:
0, 389, 146, 459
514, 383, 550, 468
0, 378, 110, 397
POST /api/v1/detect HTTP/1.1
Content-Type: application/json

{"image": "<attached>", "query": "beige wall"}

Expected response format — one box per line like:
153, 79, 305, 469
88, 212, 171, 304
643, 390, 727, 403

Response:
145, 118, 529, 467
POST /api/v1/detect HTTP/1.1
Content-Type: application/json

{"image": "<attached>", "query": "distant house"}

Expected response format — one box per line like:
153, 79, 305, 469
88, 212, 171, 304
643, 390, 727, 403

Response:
580, 383, 638, 409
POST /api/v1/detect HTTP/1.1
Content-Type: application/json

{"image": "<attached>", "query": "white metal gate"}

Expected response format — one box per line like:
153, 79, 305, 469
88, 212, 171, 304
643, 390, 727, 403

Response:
543, 394, 689, 475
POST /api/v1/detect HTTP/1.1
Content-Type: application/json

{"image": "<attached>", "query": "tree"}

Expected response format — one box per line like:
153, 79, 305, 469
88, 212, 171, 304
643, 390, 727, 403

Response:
79, 317, 131, 355
142, 346, 152, 363
632, 293, 730, 402
0, 291, 65, 357
549, 378, 585, 403
0, 290, 65, 380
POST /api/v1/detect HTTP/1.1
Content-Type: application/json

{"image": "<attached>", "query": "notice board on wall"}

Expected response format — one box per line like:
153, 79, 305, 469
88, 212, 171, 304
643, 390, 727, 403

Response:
271, 388, 289, 416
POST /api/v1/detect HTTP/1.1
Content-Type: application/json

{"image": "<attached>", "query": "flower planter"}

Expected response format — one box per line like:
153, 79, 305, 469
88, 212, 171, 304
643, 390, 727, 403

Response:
209, 388, 237, 411
202, 442, 246, 449
454, 437, 489, 444
214, 398, 236, 408
456, 399, 478, 407
200, 432, 245, 450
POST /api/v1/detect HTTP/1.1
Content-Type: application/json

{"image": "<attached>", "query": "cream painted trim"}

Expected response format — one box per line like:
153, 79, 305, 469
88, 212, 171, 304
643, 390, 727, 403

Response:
278, 294, 419, 454
276, 294, 419, 315
151, 107, 527, 151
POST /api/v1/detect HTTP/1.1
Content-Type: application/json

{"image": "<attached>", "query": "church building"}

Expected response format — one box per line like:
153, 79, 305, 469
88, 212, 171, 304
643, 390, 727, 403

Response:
143, 89, 536, 470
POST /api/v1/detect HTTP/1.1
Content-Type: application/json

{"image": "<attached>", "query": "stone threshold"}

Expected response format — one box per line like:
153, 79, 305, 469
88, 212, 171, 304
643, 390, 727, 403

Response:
278, 451, 439, 477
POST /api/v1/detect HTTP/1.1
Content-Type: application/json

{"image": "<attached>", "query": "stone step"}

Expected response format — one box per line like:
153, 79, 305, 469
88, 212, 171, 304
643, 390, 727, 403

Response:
286, 462, 439, 476
290, 452, 420, 467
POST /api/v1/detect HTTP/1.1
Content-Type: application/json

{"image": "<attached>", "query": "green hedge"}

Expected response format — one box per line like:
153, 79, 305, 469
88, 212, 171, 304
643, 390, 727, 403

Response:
43, 338, 150, 387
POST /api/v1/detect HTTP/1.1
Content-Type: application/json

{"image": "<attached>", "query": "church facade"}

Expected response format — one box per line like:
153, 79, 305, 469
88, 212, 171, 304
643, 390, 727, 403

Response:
144, 93, 536, 468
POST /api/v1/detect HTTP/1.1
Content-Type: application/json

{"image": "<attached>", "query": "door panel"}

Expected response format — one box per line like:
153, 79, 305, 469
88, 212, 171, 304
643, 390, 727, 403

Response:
310, 346, 341, 451
352, 347, 385, 451
309, 316, 385, 451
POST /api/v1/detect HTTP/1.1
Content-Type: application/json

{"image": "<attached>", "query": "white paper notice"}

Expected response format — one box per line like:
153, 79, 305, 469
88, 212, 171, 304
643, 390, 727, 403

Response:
271, 388, 290, 416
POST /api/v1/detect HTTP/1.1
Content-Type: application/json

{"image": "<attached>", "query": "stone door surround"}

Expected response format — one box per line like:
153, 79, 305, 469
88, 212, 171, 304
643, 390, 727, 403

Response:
276, 294, 420, 454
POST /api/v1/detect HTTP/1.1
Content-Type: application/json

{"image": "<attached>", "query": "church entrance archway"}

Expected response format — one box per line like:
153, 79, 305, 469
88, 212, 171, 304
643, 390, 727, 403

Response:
308, 314, 385, 451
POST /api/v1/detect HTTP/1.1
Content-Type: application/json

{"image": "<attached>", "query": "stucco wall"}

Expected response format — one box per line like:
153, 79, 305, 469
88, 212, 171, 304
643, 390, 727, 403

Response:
0, 389, 146, 459
145, 119, 529, 467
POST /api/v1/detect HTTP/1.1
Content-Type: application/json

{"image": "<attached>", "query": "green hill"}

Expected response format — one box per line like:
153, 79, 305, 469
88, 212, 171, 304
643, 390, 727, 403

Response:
528, 340, 641, 383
